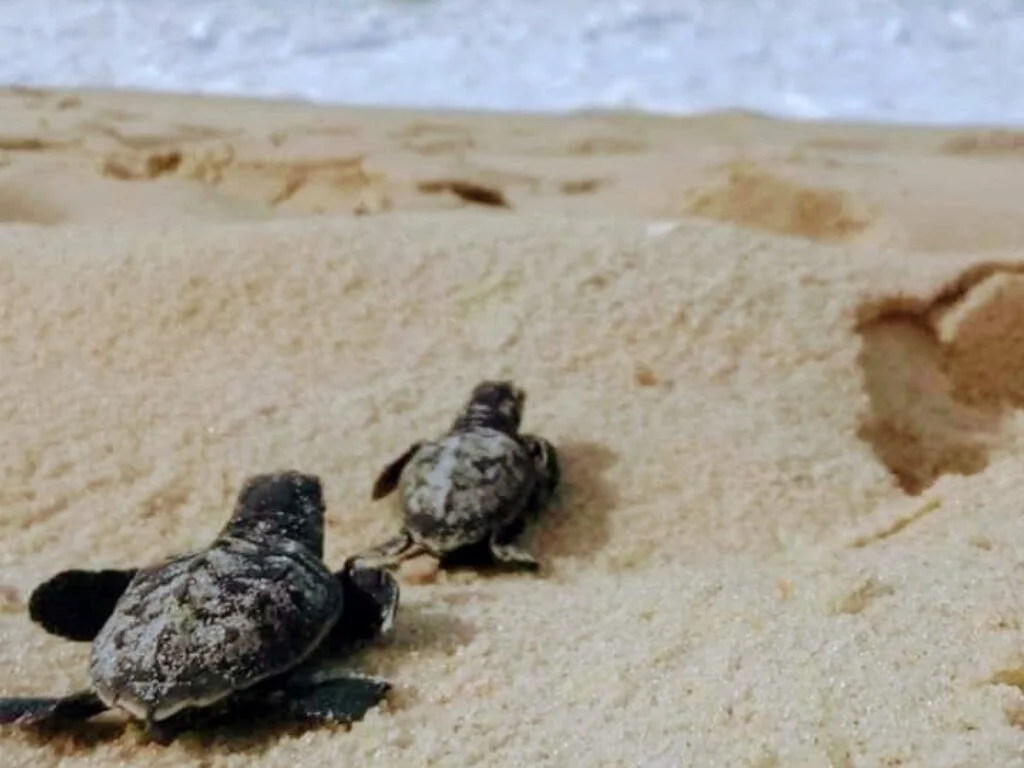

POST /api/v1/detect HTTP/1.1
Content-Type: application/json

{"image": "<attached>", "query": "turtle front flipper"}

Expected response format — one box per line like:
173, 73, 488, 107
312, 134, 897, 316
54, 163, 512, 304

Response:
370, 442, 423, 500
278, 671, 391, 724
29, 568, 138, 642
0, 690, 108, 726
519, 433, 561, 515
324, 563, 400, 651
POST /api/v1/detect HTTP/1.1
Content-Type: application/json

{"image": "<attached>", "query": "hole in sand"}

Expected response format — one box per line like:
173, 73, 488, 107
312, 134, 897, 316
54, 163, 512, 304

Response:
987, 667, 1024, 730
417, 178, 510, 208
560, 178, 603, 195
687, 159, 871, 243
855, 264, 1024, 494
101, 149, 183, 181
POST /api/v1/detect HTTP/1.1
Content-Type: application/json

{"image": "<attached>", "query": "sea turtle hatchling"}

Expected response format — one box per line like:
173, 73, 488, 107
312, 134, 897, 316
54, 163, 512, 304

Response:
0, 470, 399, 743
350, 380, 561, 573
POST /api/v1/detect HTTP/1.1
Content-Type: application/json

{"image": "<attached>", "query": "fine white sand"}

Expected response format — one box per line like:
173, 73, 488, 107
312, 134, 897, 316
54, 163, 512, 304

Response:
4, 86, 1024, 767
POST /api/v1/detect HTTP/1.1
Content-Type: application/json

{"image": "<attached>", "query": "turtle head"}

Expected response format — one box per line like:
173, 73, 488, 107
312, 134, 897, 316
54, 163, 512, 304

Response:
450, 380, 526, 435
522, 434, 560, 511
337, 562, 401, 642
225, 470, 327, 557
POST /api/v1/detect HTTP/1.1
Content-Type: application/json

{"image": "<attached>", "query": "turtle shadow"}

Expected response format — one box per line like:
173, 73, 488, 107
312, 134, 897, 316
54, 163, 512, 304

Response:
186, 602, 477, 749
433, 438, 619, 575
2, 604, 477, 752
8, 698, 388, 754
179, 711, 371, 753
532, 438, 619, 565
8, 716, 126, 752
384, 600, 478, 652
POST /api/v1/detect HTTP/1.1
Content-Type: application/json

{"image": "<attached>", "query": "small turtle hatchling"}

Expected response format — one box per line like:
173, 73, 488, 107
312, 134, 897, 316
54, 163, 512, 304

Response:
350, 380, 561, 573
0, 470, 399, 743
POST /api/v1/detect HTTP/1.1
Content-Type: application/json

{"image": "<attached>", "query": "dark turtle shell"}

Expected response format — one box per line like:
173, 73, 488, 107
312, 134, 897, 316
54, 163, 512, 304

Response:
398, 428, 537, 551
89, 535, 343, 723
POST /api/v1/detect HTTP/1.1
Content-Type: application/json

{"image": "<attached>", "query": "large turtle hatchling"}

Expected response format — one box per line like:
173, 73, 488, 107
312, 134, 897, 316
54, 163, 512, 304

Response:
0, 470, 399, 744
350, 380, 561, 573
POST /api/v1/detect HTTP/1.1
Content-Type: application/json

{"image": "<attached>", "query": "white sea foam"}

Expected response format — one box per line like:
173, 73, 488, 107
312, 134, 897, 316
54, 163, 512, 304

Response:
1, 0, 1021, 125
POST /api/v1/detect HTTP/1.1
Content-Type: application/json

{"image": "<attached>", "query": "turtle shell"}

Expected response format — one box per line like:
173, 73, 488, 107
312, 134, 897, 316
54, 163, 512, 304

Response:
399, 428, 537, 550
88, 535, 343, 723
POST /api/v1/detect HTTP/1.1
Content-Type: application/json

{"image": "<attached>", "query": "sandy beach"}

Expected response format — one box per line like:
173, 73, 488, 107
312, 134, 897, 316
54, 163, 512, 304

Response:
3, 86, 1024, 766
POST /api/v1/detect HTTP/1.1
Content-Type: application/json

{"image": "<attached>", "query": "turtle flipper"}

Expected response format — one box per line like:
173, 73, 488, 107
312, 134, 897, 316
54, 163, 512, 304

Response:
29, 568, 138, 641
181, 672, 391, 733
519, 433, 561, 515
280, 673, 391, 724
371, 442, 422, 500
143, 713, 209, 745
325, 563, 400, 652
0, 690, 107, 726
347, 530, 425, 572
488, 519, 540, 571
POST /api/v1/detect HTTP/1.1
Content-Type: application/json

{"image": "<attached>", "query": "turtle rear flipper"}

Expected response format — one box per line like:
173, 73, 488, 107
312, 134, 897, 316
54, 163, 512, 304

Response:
29, 569, 138, 642
0, 690, 107, 726
371, 442, 423, 500
347, 531, 425, 572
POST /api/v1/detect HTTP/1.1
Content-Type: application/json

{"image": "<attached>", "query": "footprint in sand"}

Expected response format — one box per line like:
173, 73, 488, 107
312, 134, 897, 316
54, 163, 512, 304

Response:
855, 264, 1024, 495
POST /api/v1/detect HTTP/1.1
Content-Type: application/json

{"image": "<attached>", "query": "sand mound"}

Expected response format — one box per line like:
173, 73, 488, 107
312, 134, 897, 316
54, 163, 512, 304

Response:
3, 87, 1024, 767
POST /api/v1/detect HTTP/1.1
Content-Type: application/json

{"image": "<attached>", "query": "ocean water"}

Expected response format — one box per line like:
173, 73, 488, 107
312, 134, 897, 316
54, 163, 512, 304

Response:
1, 0, 1022, 126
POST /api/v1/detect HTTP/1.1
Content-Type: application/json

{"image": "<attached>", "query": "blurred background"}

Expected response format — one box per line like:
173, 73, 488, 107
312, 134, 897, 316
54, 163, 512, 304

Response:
1, 0, 1020, 125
